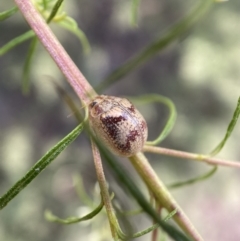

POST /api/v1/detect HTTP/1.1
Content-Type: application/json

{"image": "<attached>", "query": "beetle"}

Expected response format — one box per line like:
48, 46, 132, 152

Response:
88, 95, 148, 157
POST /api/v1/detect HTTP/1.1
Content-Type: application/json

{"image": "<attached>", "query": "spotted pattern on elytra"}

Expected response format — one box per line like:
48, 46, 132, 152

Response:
88, 95, 148, 157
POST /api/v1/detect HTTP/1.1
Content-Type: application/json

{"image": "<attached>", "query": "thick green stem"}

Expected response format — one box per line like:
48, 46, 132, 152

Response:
129, 152, 203, 241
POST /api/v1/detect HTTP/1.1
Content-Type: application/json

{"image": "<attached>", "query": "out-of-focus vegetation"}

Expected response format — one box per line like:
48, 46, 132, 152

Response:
0, 0, 240, 241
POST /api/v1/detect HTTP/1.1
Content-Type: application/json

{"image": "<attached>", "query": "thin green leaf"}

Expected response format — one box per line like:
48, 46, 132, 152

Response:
163, 209, 177, 222
119, 208, 143, 216
118, 209, 177, 239
0, 7, 18, 21
0, 124, 83, 210
118, 222, 159, 240
73, 174, 94, 207
92, 137, 192, 241
52, 81, 84, 122
42, 0, 48, 10
131, 0, 141, 26
58, 17, 91, 54
45, 197, 104, 224
168, 166, 217, 189
130, 94, 177, 145
47, 0, 64, 23
22, 37, 38, 94
210, 97, 240, 156
97, 0, 214, 91
0, 30, 35, 56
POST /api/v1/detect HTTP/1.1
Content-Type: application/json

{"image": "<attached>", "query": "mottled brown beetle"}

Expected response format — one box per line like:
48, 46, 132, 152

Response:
88, 95, 148, 157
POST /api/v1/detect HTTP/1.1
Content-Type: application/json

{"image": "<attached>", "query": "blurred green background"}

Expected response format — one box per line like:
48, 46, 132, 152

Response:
0, 0, 240, 240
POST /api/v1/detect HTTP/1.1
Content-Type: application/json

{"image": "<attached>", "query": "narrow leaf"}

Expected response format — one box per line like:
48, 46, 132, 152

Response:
168, 166, 217, 189
47, 0, 64, 23
42, 0, 48, 10
0, 124, 83, 210
59, 17, 91, 54
131, 0, 141, 26
163, 209, 178, 222
118, 222, 160, 239
210, 97, 240, 156
130, 94, 177, 145
22, 36, 38, 94
0, 7, 18, 21
73, 174, 94, 207
98, 0, 214, 91
52, 81, 84, 122
45, 197, 104, 224
0, 30, 35, 56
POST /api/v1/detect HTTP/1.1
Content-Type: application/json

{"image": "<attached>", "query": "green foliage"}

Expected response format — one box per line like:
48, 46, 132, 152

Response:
97, 0, 214, 91
58, 17, 91, 54
46, 0, 64, 23
73, 174, 95, 207
22, 37, 38, 94
131, 0, 141, 26
168, 166, 217, 189
1, 0, 239, 240
130, 94, 177, 145
0, 6, 18, 21
0, 30, 35, 56
93, 136, 192, 241
210, 97, 240, 156
45, 197, 104, 224
45, 88, 187, 239
0, 0, 90, 94
0, 124, 83, 210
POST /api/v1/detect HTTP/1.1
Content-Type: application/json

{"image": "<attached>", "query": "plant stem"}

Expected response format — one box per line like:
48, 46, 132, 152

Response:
91, 141, 120, 240
129, 152, 204, 241
14, 0, 96, 103
144, 146, 240, 168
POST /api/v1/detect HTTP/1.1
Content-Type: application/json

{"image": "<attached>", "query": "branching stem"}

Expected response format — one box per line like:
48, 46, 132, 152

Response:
13, 1, 225, 240
130, 152, 204, 241
144, 146, 240, 168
